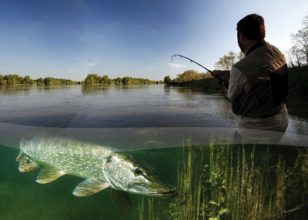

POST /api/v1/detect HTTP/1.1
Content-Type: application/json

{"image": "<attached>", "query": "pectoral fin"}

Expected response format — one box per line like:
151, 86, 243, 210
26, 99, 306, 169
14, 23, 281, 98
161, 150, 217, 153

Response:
16, 153, 23, 161
36, 166, 65, 184
73, 178, 110, 197
19, 156, 39, 173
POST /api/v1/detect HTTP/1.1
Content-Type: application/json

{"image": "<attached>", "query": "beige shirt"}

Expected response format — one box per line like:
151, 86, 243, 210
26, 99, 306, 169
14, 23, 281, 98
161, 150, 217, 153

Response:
227, 66, 288, 131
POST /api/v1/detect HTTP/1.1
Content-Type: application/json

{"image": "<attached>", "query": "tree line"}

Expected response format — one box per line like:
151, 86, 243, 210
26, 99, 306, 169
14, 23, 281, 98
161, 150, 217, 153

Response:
0, 73, 161, 86
84, 74, 161, 85
289, 15, 308, 66
164, 69, 224, 91
0, 74, 77, 86
164, 70, 209, 84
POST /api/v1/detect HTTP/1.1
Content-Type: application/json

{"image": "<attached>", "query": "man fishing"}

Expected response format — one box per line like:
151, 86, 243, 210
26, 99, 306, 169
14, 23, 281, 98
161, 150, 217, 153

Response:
215, 14, 289, 132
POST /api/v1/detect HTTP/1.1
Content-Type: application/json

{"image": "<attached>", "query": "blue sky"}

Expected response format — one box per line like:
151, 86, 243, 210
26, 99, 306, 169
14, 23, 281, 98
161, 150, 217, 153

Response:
0, 0, 307, 80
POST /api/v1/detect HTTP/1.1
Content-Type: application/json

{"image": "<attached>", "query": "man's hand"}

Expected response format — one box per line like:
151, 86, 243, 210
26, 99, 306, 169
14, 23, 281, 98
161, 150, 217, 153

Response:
212, 70, 229, 95
221, 81, 228, 95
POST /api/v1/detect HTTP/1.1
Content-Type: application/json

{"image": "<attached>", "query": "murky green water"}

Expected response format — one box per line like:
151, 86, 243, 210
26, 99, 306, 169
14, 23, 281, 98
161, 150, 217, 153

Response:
1, 143, 308, 219
1, 85, 308, 219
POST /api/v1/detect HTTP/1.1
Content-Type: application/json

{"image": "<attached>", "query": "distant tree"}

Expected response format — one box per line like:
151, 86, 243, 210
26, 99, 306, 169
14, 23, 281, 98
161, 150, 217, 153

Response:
84, 74, 100, 85
122, 77, 130, 85
100, 75, 111, 84
0, 74, 77, 86
0, 75, 7, 86
164, 75, 172, 84
174, 70, 207, 83
36, 78, 44, 86
5, 74, 22, 86
21, 76, 33, 85
44, 77, 54, 86
214, 51, 238, 70
290, 45, 306, 66
113, 77, 122, 85
289, 15, 308, 66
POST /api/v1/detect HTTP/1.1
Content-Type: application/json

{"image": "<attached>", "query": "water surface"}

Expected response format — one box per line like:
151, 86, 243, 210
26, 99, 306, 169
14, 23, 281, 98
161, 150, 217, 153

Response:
1, 85, 308, 219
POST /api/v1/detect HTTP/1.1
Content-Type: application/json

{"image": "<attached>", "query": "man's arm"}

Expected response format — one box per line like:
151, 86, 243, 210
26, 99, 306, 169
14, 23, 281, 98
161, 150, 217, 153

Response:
227, 67, 247, 102
211, 70, 229, 96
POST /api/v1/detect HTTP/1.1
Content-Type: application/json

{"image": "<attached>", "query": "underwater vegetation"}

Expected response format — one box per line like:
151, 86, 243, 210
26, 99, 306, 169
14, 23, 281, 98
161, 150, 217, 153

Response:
1, 140, 308, 220
137, 140, 308, 220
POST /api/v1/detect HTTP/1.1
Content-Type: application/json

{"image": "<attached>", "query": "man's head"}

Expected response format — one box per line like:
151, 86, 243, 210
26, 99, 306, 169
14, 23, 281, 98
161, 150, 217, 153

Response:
237, 14, 265, 53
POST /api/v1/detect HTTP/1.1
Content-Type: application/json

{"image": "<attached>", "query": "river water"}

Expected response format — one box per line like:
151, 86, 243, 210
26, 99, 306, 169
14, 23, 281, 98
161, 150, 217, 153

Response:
1, 85, 308, 219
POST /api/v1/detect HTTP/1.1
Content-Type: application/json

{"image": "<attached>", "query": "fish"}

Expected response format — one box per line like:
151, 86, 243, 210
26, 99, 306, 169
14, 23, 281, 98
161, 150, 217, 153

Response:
16, 153, 39, 173
17, 134, 177, 197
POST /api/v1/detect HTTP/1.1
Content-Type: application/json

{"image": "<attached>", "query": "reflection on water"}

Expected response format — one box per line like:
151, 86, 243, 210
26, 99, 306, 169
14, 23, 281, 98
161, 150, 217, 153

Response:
0, 85, 31, 96
0, 85, 307, 134
81, 84, 111, 95
0, 85, 237, 129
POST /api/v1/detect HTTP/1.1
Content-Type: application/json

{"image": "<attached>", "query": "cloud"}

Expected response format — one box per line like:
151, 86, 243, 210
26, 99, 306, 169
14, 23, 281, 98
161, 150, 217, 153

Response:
86, 62, 96, 67
169, 62, 186, 69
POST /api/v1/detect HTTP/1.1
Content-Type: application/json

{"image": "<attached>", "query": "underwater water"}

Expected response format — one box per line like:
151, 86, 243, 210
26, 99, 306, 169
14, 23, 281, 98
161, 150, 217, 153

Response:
1, 142, 308, 219
1, 85, 308, 220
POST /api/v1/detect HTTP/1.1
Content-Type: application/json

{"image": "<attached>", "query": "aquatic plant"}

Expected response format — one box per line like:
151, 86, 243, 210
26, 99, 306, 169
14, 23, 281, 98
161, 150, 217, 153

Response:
136, 140, 308, 219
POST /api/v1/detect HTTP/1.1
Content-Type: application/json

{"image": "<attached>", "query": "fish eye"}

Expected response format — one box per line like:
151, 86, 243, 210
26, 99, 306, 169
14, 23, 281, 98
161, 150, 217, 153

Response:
134, 168, 143, 176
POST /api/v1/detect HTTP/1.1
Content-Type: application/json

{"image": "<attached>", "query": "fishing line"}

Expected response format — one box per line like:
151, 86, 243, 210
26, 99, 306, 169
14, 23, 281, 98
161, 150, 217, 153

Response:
170, 54, 227, 86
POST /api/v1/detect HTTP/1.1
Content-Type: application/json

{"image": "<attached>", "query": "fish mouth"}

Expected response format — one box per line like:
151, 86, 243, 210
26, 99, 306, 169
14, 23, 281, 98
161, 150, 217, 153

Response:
151, 188, 178, 197
129, 184, 177, 197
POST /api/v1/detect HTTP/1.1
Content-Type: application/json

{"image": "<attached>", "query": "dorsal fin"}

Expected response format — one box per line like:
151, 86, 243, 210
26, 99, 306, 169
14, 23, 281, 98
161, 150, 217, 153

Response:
73, 178, 110, 197
36, 166, 65, 184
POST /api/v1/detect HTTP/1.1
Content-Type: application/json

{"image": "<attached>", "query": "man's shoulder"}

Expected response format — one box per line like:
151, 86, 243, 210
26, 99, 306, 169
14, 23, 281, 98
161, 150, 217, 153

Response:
266, 41, 286, 60
234, 41, 286, 73
264, 41, 285, 56
233, 51, 263, 73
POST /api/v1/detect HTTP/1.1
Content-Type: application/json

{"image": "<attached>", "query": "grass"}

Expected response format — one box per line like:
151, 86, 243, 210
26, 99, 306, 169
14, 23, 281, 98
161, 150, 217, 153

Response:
136, 141, 308, 219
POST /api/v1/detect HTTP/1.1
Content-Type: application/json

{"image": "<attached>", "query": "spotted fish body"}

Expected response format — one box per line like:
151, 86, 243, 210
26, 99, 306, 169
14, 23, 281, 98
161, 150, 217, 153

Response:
18, 135, 176, 197
20, 136, 112, 180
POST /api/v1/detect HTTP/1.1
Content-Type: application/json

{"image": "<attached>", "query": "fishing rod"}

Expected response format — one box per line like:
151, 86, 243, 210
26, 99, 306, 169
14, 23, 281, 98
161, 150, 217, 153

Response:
170, 54, 227, 86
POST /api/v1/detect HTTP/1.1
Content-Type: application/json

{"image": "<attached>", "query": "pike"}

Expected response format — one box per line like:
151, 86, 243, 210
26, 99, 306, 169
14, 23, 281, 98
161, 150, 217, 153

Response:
16, 135, 177, 197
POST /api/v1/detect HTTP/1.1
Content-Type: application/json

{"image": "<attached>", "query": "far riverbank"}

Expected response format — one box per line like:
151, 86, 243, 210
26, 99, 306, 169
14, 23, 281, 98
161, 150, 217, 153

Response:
164, 65, 308, 103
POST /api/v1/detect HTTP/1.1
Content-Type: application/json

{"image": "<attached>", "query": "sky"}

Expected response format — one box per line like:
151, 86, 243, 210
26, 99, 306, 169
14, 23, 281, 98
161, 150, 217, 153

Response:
0, 0, 307, 81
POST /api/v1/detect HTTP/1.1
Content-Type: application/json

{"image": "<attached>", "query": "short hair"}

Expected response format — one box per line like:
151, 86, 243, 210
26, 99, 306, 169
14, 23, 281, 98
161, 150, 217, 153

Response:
237, 14, 265, 41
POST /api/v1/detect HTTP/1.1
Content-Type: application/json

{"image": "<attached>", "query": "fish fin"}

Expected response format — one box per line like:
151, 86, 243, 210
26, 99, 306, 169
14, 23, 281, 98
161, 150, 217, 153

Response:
73, 178, 110, 197
36, 166, 65, 184
16, 153, 23, 161
19, 156, 39, 173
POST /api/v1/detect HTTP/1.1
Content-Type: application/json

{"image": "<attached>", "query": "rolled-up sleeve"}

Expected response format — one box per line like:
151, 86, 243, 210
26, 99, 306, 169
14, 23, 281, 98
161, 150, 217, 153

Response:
227, 66, 247, 102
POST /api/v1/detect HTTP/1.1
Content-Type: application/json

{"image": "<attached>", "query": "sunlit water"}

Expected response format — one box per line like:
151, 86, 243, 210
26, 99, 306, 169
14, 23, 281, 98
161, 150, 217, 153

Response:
1, 85, 308, 219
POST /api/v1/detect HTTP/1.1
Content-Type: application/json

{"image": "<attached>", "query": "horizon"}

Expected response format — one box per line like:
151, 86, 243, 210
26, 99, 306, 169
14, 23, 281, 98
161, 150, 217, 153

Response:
0, 0, 307, 81
0, 72, 165, 82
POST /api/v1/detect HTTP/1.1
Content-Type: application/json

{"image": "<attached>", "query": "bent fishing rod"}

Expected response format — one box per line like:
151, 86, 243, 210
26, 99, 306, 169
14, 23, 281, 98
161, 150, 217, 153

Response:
171, 54, 227, 86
